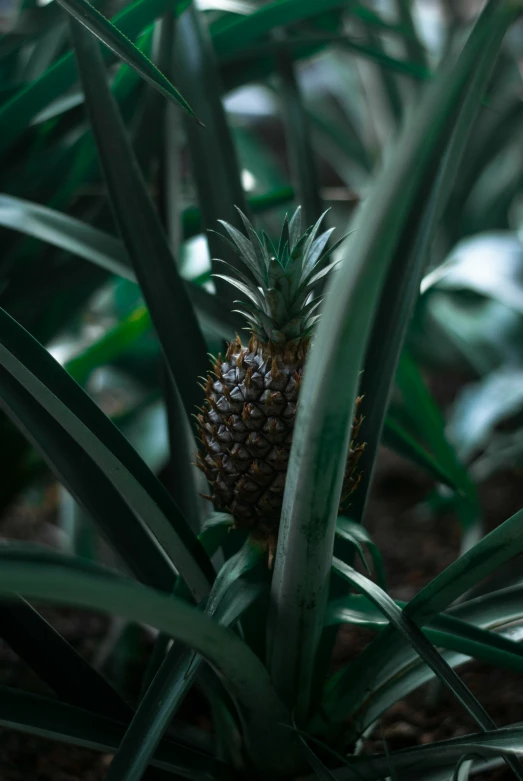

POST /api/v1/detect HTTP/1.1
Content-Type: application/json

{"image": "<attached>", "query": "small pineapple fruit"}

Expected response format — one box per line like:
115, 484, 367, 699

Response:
196, 207, 364, 554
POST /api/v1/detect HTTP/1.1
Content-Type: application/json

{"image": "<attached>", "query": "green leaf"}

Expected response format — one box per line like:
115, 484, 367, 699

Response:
359, 21, 403, 123
394, 0, 428, 72
65, 306, 152, 386
335, 517, 386, 590
0, 686, 230, 780
0, 193, 241, 345
330, 559, 523, 780
326, 592, 523, 676
0, 307, 214, 600
296, 732, 337, 780
340, 726, 523, 781
0, 0, 191, 159
451, 755, 476, 781
267, 0, 519, 717
55, 0, 199, 122
0, 546, 295, 778
350, 12, 503, 526
212, 0, 362, 61
173, 2, 249, 304
382, 415, 457, 489
395, 353, 480, 535
106, 541, 265, 781
141, 511, 236, 691
275, 34, 322, 228
325, 503, 523, 728
69, 18, 209, 418
0, 194, 132, 279
0, 599, 132, 722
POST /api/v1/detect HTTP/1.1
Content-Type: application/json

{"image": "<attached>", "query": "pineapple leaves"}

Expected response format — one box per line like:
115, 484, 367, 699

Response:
214, 206, 343, 343
69, 20, 209, 419
104, 541, 266, 781
0, 546, 295, 777
325, 504, 523, 732
300, 209, 331, 278
267, 0, 520, 718
278, 213, 291, 261
235, 207, 271, 275
213, 274, 265, 310
0, 687, 229, 780
288, 205, 303, 251
54, 0, 201, 123
217, 219, 267, 286
302, 228, 337, 279
330, 559, 523, 780
0, 307, 214, 600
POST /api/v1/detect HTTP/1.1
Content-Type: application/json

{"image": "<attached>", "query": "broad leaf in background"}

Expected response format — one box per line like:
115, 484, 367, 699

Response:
447, 367, 523, 463
421, 232, 523, 312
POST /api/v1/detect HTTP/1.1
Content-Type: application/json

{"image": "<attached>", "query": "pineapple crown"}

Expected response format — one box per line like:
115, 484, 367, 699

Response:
213, 206, 347, 345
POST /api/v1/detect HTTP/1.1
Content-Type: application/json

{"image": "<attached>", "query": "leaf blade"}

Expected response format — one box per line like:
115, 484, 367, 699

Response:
267, 0, 519, 716
55, 0, 200, 121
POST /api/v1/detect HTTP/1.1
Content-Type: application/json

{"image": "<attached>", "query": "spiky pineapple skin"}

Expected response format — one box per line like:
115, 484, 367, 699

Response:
197, 336, 364, 547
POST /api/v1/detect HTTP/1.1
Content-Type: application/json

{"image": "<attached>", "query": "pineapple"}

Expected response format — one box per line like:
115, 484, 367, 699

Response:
197, 207, 364, 554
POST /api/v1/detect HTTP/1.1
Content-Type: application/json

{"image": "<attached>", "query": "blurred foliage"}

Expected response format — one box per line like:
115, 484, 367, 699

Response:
1, 2, 523, 777
2, 0, 523, 518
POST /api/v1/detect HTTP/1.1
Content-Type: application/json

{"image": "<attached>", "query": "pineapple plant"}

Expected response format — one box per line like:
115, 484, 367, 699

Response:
197, 207, 365, 556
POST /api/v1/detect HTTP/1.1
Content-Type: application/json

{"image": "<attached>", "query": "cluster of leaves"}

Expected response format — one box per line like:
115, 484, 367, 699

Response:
1, 0, 523, 779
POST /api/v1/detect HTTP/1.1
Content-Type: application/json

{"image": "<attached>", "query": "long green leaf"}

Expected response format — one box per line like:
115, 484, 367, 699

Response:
55, 0, 200, 122
69, 19, 209, 418
382, 415, 457, 489
325, 503, 523, 727
267, 0, 520, 717
0, 190, 296, 275
338, 726, 523, 781
0, 687, 230, 780
326, 592, 523, 676
330, 559, 523, 779
0, 307, 214, 600
141, 512, 236, 691
0, 193, 241, 345
0, 547, 295, 778
350, 15, 504, 525
394, 0, 428, 72
173, 2, 249, 303
396, 352, 480, 534
0, 0, 191, 158
335, 517, 386, 590
275, 32, 322, 227
107, 543, 265, 781
211, 0, 364, 61
0, 600, 132, 722
0, 193, 131, 278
